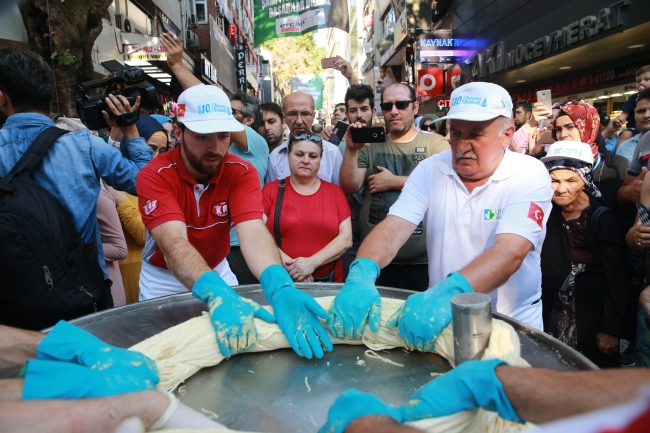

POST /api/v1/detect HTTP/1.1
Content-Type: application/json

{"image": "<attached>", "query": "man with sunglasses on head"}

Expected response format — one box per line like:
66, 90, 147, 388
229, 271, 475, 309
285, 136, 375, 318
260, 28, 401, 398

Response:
338, 83, 449, 292
265, 91, 343, 184
329, 82, 552, 352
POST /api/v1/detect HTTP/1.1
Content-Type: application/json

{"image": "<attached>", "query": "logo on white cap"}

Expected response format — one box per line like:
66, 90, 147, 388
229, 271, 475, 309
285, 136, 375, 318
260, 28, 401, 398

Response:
439, 82, 513, 123
176, 84, 243, 134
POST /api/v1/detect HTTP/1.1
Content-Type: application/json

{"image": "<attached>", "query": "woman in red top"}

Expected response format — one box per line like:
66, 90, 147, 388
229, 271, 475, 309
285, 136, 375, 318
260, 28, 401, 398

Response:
262, 133, 352, 282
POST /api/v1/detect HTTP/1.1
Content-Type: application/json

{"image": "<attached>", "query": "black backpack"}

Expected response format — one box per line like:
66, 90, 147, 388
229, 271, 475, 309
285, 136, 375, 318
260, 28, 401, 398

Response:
0, 127, 112, 330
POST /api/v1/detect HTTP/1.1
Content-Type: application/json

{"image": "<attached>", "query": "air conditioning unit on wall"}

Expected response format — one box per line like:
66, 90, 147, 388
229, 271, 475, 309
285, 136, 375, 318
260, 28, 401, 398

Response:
188, 14, 198, 29
114, 13, 123, 30
185, 30, 199, 48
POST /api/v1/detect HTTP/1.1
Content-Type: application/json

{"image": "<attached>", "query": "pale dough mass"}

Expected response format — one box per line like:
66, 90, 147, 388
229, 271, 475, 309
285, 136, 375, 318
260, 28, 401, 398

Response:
130, 296, 533, 433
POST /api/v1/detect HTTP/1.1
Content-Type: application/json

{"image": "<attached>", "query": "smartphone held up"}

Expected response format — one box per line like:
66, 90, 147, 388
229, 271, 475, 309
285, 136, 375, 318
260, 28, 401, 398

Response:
536, 90, 553, 119
321, 57, 338, 69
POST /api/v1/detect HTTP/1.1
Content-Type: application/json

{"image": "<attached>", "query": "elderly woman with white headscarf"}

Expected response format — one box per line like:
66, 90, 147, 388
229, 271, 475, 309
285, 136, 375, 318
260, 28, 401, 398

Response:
540, 141, 629, 368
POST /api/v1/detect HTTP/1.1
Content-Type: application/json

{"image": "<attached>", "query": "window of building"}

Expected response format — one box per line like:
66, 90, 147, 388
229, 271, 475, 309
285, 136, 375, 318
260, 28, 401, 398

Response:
195, 0, 207, 24
121, 0, 154, 35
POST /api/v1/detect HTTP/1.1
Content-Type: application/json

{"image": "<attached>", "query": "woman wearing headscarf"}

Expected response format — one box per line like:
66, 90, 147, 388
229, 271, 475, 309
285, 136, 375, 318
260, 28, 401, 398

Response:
107, 115, 168, 303
418, 114, 439, 134
540, 141, 629, 368
550, 100, 623, 210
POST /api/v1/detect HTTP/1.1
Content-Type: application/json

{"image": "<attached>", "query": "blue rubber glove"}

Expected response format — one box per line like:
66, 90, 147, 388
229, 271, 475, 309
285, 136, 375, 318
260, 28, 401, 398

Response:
37, 320, 158, 378
192, 271, 276, 358
387, 272, 472, 352
318, 389, 403, 433
400, 359, 523, 423
327, 258, 381, 340
21, 359, 158, 400
260, 264, 333, 359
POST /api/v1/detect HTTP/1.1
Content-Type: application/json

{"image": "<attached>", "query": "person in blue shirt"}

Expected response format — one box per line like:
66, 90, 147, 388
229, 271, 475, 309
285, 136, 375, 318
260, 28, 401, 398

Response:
227, 92, 270, 284
0, 48, 152, 295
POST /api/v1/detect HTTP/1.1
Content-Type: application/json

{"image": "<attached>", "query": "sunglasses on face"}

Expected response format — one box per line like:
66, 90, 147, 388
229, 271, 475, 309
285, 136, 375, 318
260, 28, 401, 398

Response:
420, 123, 436, 131
291, 133, 323, 144
379, 100, 413, 111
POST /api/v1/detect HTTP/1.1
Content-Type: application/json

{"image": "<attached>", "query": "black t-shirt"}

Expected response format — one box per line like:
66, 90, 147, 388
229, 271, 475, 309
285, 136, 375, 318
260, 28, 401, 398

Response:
622, 94, 638, 130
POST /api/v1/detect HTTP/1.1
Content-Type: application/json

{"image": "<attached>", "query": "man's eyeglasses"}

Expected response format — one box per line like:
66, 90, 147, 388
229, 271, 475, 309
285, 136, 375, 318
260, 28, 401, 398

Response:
291, 133, 323, 143
420, 123, 436, 131
231, 108, 245, 117
285, 111, 315, 119
379, 100, 413, 111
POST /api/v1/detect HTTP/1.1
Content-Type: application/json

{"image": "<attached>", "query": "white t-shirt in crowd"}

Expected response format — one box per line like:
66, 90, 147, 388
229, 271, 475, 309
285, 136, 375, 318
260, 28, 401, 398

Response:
265, 137, 343, 185
138, 232, 238, 301
388, 150, 552, 328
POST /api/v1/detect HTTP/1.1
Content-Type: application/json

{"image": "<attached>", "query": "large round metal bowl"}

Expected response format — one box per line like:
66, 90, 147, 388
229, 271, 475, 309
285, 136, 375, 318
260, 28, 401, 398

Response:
69, 284, 597, 432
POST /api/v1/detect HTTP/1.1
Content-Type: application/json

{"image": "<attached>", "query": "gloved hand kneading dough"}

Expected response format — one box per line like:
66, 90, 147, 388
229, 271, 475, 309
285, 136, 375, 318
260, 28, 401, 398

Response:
260, 264, 333, 359
327, 258, 382, 340
37, 320, 159, 378
400, 359, 524, 424
387, 273, 473, 352
192, 271, 276, 357
318, 388, 402, 433
21, 359, 158, 400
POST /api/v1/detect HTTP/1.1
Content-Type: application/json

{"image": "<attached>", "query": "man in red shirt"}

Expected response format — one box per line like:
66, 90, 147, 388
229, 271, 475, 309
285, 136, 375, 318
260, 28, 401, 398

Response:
136, 83, 333, 360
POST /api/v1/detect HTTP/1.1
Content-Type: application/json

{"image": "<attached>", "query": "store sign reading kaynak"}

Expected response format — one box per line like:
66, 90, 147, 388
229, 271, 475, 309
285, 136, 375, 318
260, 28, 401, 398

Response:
467, 0, 629, 80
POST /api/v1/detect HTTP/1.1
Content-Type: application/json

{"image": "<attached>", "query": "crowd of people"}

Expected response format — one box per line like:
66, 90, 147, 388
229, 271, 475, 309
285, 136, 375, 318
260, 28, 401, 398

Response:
2, 34, 650, 431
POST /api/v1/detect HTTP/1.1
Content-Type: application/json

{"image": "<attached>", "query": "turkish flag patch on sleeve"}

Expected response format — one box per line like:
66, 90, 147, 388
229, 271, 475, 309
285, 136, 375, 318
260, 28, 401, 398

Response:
527, 202, 544, 228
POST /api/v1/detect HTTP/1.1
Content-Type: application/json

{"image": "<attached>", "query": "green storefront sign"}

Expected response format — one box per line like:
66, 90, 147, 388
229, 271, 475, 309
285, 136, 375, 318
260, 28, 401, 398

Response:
291, 75, 324, 108
254, 0, 349, 46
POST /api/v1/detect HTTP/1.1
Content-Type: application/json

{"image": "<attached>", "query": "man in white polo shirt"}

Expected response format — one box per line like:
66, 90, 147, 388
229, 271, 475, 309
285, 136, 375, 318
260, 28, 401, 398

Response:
327, 82, 552, 351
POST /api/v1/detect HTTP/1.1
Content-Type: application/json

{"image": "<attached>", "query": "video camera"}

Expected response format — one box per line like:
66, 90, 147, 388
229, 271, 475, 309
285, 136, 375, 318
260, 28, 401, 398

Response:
76, 60, 159, 130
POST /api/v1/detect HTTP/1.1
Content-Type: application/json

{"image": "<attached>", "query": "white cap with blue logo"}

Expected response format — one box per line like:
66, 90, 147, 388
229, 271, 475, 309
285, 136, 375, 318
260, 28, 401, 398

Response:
541, 141, 594, 165
437, 82, 513, 122
176, 84, 244, 134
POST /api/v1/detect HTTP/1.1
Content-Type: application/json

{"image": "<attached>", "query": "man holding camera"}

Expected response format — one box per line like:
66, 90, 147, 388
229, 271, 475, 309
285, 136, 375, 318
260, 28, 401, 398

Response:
338, 83, 449, 291
0, 48, 152, 321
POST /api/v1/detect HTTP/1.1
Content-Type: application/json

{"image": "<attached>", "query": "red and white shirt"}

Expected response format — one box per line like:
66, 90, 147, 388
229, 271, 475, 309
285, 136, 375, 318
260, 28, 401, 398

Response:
137, 146, 263, 271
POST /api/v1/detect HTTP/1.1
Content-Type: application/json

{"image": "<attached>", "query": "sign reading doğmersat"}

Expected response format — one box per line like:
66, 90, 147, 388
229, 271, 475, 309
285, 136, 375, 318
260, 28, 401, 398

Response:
254, 0, 349, 46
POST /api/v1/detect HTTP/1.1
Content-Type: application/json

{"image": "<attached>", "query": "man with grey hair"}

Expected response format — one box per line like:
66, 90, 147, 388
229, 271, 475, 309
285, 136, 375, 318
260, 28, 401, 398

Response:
266, 91, 342, 184
327, 82, 553, 352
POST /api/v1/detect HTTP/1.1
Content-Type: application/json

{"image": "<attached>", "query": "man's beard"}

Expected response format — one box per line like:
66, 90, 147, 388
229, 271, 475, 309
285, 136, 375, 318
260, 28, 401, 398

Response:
386, 117, 407, 134
183, 145, 223, 178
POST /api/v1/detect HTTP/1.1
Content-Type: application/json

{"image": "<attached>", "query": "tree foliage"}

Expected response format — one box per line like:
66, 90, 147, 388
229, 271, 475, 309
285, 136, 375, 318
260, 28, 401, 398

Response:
261, 33, 326, 99
19, 0, 112, 116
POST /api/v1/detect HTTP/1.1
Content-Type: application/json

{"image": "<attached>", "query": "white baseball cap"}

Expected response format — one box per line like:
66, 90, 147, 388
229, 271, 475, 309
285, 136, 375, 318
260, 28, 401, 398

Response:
541, 141, 594, 165
438, 82, 513, 122
176, 84, 243, 134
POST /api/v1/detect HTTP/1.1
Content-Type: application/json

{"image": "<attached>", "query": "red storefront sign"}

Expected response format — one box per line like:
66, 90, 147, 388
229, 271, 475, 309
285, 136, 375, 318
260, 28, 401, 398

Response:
417, 68, 444, 97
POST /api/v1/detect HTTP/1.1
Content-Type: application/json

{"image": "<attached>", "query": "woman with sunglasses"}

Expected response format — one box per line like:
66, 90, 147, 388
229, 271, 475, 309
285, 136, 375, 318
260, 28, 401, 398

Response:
540, 141, 629, 367
418, 114, 439, 134
262, 133, 352, 283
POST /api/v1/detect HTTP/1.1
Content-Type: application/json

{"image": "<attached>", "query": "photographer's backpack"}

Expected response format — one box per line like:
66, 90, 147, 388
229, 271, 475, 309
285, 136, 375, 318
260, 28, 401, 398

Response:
0, 127, 111, 330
